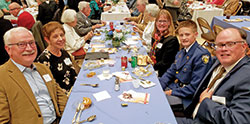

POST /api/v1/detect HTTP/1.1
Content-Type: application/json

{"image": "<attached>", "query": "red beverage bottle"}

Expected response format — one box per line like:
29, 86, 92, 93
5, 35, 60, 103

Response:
121, 56, 127, 68
110, 22, 114, 30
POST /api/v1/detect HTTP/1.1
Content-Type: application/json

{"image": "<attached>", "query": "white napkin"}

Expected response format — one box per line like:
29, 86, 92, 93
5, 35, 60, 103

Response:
93, 90, 111, 102
97, 73, 113, 80
112, 71, 133, 83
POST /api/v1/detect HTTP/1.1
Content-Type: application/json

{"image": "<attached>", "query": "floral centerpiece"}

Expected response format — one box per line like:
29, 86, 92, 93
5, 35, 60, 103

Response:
105, 29, 128, 47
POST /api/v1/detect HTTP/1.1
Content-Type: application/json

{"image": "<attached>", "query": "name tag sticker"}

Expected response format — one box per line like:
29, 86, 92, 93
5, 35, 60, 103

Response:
156, 43, 163, 49
43, 74, 52, 82
212, 95, 226, 105
64, 58, 72, 65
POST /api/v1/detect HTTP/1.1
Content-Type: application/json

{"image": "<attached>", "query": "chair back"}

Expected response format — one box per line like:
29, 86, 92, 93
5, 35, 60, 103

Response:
213, 24, 224, 37
31, 21, 47, 55
197, 17, 215, 42
224, 0, 240, 15
232, 1, 242, 15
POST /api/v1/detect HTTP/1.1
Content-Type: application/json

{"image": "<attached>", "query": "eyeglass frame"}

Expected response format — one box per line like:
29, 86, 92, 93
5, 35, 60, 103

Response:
8, 41, 36, 49
156, 20, 168, 24
212, 41, 245, 50
9, 8, 19, 11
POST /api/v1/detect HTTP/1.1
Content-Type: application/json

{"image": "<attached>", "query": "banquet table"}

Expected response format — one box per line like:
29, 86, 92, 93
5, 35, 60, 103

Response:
188, 1, 224, 37
101, 2, 131, 21
59, 22, 177, 124
211, 16, 250, 45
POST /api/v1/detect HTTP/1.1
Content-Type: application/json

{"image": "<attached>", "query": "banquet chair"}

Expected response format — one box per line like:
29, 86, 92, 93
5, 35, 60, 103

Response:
213, 24, 224, 36
232, 1, 242, 15
224, 0, 240, 15
197, 17, 216, 56
197, 17, 216, 43
31, 21, 47, 55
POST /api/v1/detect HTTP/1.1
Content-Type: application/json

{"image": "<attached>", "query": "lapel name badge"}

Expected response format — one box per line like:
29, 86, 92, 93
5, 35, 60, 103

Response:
43, 74, 52, 82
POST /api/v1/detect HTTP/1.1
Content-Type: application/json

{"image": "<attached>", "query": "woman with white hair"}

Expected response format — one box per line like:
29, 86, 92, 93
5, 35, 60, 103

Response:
61, 9, 93, 57
133, 4, 160, 52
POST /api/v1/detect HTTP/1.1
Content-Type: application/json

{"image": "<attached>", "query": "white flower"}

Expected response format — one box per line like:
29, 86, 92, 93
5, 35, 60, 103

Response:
116, 33, 123, 40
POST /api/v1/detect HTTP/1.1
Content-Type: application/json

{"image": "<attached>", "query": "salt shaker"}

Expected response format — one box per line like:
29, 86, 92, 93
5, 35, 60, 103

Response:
114, 76, 120, 91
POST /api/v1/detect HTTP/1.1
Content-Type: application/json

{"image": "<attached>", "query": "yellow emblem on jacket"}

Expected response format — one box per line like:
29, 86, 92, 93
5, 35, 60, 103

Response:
202, 55, 209, 64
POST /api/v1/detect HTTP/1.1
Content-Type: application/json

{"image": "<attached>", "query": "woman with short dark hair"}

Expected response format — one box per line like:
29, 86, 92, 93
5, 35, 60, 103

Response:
37, 21, 78, 94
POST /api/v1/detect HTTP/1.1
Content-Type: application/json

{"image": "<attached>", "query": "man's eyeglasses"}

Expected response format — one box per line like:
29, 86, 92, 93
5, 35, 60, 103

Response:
8, 41, 36, 49
213, 41, 245, 50
9, 8, 18, 11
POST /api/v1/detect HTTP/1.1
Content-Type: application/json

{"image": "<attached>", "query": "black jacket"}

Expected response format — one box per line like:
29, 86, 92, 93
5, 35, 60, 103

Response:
37, 0, 58, 25
0, 18, 13, 65
153, 36, 180, 77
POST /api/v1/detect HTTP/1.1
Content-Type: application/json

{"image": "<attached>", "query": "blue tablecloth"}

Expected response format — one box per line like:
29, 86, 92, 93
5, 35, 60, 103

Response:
59, 22, 177, 124
211, 16, 250, 45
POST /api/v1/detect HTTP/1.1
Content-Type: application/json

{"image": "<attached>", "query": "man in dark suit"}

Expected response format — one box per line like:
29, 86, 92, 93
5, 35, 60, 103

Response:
177, 28, 250, 124
0, 27, 67, 123
74, 1, 106, 37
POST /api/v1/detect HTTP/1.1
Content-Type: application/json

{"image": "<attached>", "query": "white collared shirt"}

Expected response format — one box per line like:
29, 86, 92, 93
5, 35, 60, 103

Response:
184, 41, 196, 53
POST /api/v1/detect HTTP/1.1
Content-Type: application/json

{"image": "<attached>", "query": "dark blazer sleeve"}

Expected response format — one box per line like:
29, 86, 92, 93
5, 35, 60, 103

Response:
36, 4, 44, 22
159, 55, 179, 90
74, 13, 92, 36
90, 19, 101, 25
171, 51, 212, 97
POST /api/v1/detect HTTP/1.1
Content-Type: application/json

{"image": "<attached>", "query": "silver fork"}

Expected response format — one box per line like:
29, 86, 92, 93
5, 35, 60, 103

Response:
72, 103, 81, 124
75, 103, 85, 124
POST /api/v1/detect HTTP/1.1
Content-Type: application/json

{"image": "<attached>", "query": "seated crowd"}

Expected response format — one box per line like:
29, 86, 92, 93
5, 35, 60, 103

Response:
1, 0, 250, 123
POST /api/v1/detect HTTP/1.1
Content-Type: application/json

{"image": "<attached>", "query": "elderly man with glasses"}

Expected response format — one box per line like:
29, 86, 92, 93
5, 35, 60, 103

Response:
0, 27, 67, 124
74, 1, 106, 37
8, 2, 35, 30
124, 0, 149, 31
177, 28, 250, 124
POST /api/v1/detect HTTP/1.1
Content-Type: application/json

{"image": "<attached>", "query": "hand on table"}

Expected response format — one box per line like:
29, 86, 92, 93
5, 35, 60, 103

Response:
124, 17, 129, 21
199, 88, 213, 103
84, 31, 94, 41
165, 90, 172, 96
95, 24, 102, 29
130, 21, 137, 25
133, 26, 140, 32
22, 4, 28, 8
92, 24, 101, 30
101, 21, 106, 25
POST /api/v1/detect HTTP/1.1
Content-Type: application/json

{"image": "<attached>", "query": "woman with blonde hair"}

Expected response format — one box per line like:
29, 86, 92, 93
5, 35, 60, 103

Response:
149, 9, 180, 77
